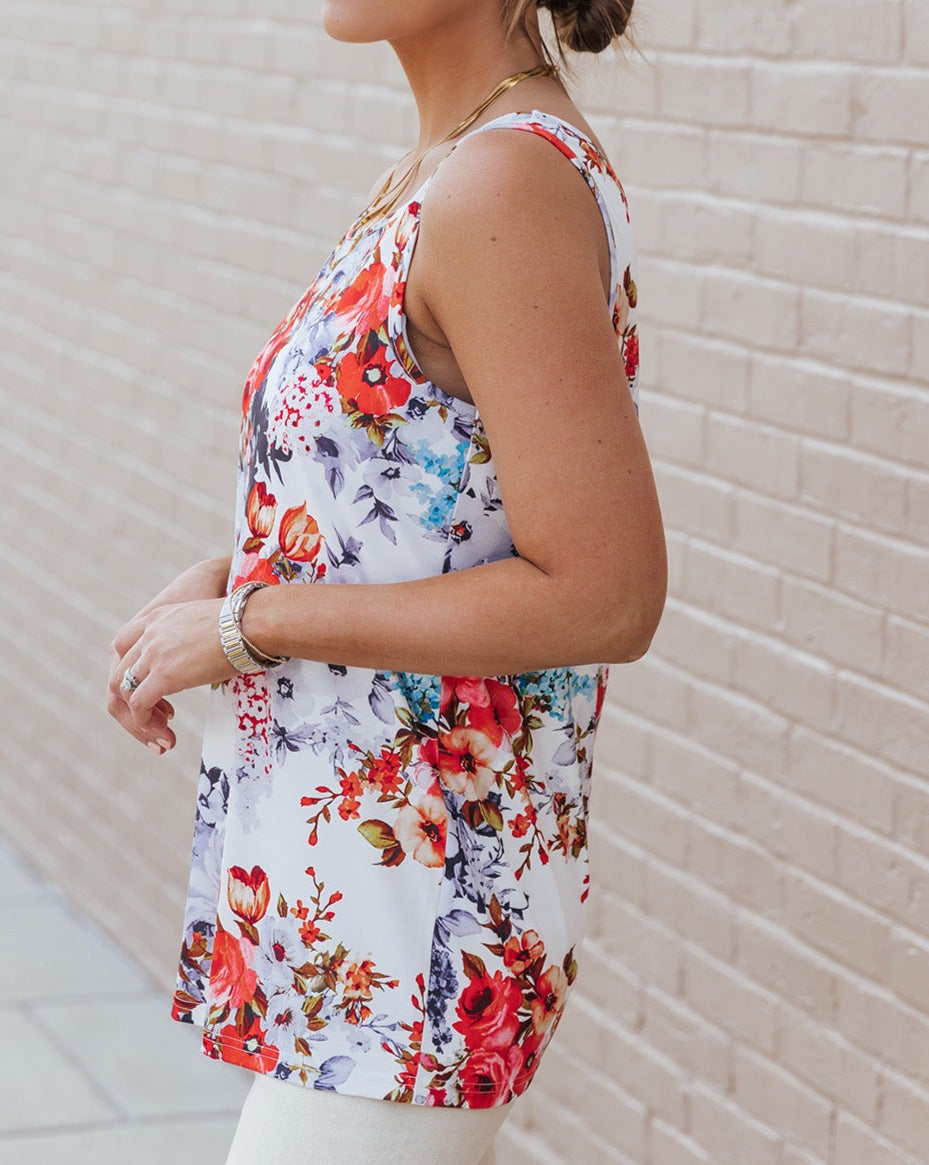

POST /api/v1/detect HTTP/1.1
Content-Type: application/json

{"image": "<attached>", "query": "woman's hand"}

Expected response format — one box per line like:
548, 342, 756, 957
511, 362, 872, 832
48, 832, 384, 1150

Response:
107, 556, 236, 754
107, 597, 240, 754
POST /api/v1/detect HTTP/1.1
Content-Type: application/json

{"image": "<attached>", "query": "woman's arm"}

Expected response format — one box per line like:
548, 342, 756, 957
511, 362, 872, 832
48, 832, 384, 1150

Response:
240, 129, 667, 676
132, 555, 232, 618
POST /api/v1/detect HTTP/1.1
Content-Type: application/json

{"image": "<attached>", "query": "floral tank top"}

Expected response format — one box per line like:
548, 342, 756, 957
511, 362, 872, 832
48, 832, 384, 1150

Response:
170, 108, 640, 1108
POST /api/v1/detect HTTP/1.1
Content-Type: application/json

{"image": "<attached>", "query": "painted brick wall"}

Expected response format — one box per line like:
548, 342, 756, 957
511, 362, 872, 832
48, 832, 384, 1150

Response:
1, 2, 927, 1162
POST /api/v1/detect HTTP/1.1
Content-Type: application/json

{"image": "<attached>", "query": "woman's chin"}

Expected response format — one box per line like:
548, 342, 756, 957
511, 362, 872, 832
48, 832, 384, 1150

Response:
321, 3, 388, 44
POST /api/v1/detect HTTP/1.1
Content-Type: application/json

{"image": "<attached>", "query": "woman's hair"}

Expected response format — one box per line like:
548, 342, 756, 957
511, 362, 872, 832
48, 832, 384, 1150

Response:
504, 0, 635, 57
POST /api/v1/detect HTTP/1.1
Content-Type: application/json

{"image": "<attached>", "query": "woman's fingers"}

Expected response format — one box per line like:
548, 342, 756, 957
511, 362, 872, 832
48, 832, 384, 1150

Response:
107, 649, 176, 753
107, 684, 174, 753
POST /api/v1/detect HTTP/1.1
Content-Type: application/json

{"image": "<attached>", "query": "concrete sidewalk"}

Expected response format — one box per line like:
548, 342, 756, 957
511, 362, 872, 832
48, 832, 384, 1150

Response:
0, 834, 251, 1163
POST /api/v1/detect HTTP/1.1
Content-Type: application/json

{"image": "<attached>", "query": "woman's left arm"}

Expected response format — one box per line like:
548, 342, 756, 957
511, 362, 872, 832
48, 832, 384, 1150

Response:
112, 131, 666, 741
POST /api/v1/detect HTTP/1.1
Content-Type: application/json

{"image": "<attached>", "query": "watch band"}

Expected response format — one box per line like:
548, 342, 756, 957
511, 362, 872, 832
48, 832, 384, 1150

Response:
219, 581, 290, 673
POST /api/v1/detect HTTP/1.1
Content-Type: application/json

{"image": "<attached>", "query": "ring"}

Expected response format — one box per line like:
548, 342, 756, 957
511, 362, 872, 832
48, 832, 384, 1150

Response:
121, 667, 141, 693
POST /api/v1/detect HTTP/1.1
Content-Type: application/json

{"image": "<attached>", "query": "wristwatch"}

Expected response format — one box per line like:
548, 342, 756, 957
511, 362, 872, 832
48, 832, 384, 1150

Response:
219, 581, 290, 673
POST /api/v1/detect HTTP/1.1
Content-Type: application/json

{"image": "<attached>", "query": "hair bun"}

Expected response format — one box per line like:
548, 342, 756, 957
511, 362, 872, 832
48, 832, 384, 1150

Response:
545, 0, 634, 54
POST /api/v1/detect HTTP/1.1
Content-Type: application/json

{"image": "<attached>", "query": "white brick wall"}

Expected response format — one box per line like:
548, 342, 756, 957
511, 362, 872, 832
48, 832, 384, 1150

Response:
1, 1, 928, 1161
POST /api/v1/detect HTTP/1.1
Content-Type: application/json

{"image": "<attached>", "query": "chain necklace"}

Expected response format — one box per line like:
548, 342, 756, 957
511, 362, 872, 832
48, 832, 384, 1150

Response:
348, 62, 560, 240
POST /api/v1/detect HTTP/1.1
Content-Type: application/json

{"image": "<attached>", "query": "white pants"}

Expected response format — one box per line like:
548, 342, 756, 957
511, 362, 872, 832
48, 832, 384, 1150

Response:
225, 1073, 511, 1165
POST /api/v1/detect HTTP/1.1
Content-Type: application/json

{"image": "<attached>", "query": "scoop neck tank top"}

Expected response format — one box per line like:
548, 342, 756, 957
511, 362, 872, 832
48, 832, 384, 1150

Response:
170, 107, 640, 1109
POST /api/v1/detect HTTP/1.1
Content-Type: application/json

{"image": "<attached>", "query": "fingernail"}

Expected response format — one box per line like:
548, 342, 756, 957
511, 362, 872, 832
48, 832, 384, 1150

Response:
156, 738, 172, 751
147, 741, 164, 754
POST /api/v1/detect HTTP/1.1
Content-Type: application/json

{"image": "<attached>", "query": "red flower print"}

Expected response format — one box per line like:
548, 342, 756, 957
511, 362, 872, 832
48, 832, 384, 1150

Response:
245, 480, 276, 545
509, 811, 533, 839
410, 737, 440, 791
241, 326, 291, 420
279, 502, 322, 562
232, 551, 279, 590
458, 678, 521, 747
438, 726, 497, 802
623, 330, 639, 382
209, 926, 258, 1009
511, 1029, 546, 1098
227, 865, 270, 924
239, 274, 321, 418
513, 122, 573, 162
216, 1014, 279, 1073
337, 334, 411, 417
452, 969, 522, 1051
530, 964, 569, 1035
459, 1046, 523, 1108
334, 259, 394, 330
502, 929, 545, 975
393, 792, 447, 868
595, 675, 607, 721
394, 204, 419, 252
364, 747, 404, 795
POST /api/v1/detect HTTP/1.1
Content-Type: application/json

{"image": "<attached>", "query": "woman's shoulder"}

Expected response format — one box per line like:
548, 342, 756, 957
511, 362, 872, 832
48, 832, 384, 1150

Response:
422, 117, 605, 232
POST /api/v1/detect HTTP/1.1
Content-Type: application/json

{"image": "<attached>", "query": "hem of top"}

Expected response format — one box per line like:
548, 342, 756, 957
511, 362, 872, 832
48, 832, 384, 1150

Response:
187, 1019, 525, 1108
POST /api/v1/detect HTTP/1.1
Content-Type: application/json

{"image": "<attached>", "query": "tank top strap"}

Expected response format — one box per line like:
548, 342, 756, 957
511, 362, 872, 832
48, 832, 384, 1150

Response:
384, 108, 632, 390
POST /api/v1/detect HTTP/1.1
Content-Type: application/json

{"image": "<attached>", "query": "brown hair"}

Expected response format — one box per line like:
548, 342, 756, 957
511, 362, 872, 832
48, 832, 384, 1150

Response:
504, 0, 636, 58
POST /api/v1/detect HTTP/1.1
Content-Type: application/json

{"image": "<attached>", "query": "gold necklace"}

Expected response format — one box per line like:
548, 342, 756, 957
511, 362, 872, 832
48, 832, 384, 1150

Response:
350, 62, 559, 237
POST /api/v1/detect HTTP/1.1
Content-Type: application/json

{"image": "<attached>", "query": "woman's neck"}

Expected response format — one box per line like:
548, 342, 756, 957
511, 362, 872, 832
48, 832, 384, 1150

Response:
388, 12, 553, 152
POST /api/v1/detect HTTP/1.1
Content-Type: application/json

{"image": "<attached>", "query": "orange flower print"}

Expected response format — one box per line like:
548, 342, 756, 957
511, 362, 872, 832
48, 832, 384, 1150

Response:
530, 964, 568, 1035
279, 502, 322, 562
393, 792, 448, 868
502, 929, 545, 975
438, 726, 498, 802
623, 263, 638, 309
337, 336, 411, 417
227, 865, 271, 924
244, 481, 276, 551
209, 926, 259, 1009
339, 958, 378, 1025
612, 288, 630, 336
337, 770, 363, 821
557, 809, 582, 854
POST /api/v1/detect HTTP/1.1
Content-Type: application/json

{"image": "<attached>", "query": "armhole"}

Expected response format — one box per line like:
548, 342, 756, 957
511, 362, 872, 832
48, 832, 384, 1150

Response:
383, 112, 622, 392
383, 195, 435, 390
383, 179, 463, 397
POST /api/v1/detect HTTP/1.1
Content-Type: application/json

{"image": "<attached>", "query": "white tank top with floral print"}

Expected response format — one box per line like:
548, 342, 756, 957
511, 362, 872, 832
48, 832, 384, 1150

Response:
171, 108, 640, 1109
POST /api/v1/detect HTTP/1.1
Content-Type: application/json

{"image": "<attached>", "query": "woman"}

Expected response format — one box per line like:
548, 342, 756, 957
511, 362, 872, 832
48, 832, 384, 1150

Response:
107, 0, 665, 1161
